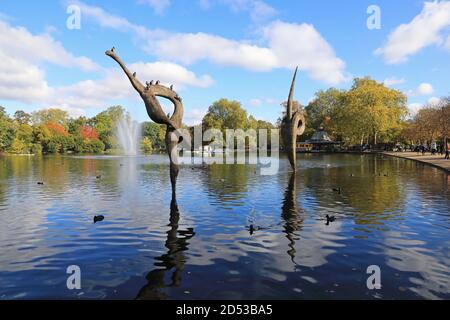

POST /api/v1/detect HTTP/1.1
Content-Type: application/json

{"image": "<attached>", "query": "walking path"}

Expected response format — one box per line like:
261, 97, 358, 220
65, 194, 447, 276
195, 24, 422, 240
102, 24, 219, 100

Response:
384, 152, 450, 173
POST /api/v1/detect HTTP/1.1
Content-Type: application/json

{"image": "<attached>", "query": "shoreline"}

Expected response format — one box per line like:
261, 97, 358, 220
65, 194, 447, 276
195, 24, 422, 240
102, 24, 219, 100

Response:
2, 151, 449, 174
383, 151, 450, 174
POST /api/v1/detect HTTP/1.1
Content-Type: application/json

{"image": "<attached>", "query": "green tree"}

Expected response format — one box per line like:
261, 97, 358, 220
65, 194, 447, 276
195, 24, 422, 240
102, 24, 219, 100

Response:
93, 106, 125, 149
31, 108, 69, 127
202, 99, 249, 140
42, 135, 75, 153
140, 137, 153, 153
343, 78, 407, 145
305, 88, 346, 139
14, 110, 31, 125
142, 121, 166, 150
33, 124, 51, 145
67, 116, 88, 135
305, 78, 408, 146
9, 123, 34, 154
77, 138, 105, 153
0, 107, 15, 151
248, 116, 274, 147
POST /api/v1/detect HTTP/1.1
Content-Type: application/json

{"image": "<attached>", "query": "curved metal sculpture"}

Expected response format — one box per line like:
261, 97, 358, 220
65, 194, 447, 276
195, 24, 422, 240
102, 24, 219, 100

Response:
281, 67, 306, 171
105, 48, 183, 201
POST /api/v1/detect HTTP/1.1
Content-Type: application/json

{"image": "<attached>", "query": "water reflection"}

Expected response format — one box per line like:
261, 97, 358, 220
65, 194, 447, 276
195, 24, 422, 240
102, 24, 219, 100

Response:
281, 173, 304, 265
136, 199, 195, 300
0, 154, 449, 299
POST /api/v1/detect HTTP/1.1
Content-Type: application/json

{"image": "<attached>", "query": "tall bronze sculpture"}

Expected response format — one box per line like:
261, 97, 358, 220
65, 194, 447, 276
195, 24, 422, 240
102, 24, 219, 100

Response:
105, 48, 183, 202
281, 67, 306, 171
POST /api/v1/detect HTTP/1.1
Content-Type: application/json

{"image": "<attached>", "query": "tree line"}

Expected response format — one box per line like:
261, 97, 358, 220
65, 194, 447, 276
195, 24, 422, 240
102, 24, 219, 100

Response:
0, 105, 168, 154
1, 77, 447, 154
401, 97, 450, 150
0, 101, 274, 155
303, 77, 408, 147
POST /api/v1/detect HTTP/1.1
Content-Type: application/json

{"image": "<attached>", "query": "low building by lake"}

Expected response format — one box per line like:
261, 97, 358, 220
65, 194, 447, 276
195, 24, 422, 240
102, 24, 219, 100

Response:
297, 128, 341, 152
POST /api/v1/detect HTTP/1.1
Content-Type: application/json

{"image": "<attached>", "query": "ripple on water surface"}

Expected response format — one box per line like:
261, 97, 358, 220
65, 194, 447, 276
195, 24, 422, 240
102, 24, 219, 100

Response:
0, 154, 449, 299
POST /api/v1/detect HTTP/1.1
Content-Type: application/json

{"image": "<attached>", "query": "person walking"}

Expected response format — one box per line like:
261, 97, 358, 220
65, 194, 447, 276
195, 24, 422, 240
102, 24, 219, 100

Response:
445, 149, 449, 160
431, 142, 437, 155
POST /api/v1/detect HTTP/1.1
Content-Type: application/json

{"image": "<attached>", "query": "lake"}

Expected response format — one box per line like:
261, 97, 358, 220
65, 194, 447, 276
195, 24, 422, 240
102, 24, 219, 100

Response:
0, 153, 449, 299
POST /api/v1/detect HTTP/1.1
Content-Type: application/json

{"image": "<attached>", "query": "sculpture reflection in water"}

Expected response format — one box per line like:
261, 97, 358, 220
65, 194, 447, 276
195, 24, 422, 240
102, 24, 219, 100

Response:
136, 200, 195, 300
281, 173, 304, 266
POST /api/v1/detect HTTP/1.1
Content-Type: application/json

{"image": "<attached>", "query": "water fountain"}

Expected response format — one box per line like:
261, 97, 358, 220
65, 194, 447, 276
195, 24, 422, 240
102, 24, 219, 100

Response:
116, 113, 141, 156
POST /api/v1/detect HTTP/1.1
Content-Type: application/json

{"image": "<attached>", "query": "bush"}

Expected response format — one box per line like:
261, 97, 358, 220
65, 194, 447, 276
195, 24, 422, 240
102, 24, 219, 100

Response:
31, 143, 42, 155
83, 139, 105, 153
42, 135, 74, 153
9, 138, 30, 154
140, 137, 153, 153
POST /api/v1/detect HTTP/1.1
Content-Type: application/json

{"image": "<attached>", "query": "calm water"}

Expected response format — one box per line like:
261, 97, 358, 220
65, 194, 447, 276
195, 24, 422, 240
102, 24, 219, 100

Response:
0, 153, 449, 300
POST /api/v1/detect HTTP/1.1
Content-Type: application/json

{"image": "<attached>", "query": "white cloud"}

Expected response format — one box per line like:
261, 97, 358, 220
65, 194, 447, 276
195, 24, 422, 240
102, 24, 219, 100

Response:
408, 103, 423, 116
0, 19, 99, 106
199, 0, 277, 23
446, 35, 450, 50
428, 96, 441, 105
375, 1, 450, 64
249, 98, 263, 107
249, 1, 277, 22
199, 0, 211, 9
407, 97, 442, 118
0, 51, 52, 103
131, 62, 214, 88
21, 62, 213, 110
184, 108, 207, 125
151, 32, 278, 71
383, 77, 405, 87
0, 20, 99, 71
74, 1, 165, 39
151, 21, 348, 84
248, 98, 279, 107
0, 12, 14, 22
54, 105, 88, 118
264, 21, 348, 85
77, 2, 348, 85
0, 19, 214, 113
139, 0, 171, 14
416, 83, 434, 95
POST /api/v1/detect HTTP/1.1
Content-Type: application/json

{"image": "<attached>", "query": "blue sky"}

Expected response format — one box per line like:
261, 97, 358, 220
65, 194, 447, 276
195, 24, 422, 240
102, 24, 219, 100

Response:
0, 0, 450, 124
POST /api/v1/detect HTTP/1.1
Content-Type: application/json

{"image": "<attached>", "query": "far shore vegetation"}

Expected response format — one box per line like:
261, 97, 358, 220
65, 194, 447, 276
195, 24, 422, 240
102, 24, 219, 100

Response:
1, 77, 449, 155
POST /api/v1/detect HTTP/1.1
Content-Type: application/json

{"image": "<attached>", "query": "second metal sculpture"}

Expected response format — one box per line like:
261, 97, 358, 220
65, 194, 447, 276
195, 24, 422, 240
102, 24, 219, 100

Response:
281, 67, 306, 171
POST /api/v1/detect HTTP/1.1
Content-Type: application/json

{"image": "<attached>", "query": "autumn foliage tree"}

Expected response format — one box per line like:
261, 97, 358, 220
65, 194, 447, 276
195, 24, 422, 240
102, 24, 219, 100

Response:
81, 126, 99, 140
305, 77, 408, 147
403, 98, 450, 150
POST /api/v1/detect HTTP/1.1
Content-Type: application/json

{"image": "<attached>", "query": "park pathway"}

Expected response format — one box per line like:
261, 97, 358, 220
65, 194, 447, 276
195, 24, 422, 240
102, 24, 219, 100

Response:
384, 152, 450, 173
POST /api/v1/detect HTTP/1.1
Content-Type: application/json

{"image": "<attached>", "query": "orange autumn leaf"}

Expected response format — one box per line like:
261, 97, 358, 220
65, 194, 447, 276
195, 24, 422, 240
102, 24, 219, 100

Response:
81, 126, 98, 140
45, 122, 68, 136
